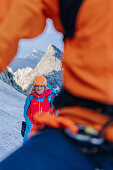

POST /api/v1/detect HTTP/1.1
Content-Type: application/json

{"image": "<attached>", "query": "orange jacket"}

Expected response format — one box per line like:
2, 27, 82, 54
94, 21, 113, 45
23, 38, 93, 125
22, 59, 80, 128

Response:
0, 0, 113, 141
0, 0, 15, 24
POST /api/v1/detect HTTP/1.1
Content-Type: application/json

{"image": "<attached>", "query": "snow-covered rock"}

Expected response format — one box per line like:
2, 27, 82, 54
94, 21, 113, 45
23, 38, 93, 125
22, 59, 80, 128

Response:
0, 68, 23, 94
34, 45, 62, 75
14, 67, 33, 87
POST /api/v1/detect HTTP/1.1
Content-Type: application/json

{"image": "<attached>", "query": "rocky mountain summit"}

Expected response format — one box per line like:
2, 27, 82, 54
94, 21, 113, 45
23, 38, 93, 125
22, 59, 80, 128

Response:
0, 67, 24, 94
0, 45, 63, 95
18, 45, 62, 91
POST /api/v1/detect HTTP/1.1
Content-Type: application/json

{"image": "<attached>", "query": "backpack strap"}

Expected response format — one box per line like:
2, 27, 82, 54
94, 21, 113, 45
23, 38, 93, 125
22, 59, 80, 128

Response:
47, 93, 55, 108
28, 94, 34, 105
47, 93, 53, 105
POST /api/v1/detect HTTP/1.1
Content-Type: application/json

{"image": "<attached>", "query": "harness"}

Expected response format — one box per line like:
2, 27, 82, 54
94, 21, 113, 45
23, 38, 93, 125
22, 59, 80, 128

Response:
54, 88, 113, 136
53, 88, 113, 168
64, 126, 113, 169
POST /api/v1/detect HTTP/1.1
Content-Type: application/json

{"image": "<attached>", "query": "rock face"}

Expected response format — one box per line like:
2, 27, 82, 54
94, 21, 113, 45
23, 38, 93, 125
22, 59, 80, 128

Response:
13, 67, 33, 88
0, 45, 63, 95
45, 70, 62, 93
0, 68, 24, 94
34, 45, 62, 75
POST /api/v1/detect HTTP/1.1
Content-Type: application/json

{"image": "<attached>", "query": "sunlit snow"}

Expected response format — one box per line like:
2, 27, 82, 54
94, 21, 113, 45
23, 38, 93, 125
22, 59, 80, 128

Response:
0, 80, 26, 162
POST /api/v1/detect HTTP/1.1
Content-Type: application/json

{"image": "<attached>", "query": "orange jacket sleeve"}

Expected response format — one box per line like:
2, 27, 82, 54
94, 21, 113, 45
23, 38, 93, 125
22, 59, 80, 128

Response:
0, 0, 16, 24
0, 0, 47, 72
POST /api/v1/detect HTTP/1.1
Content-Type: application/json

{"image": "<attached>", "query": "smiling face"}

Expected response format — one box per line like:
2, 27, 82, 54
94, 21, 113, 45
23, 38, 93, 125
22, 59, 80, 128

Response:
35, 85, 45, 95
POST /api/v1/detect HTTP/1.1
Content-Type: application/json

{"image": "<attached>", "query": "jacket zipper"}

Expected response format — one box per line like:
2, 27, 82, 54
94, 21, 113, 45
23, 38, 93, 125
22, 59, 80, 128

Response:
38, 97, 40, 114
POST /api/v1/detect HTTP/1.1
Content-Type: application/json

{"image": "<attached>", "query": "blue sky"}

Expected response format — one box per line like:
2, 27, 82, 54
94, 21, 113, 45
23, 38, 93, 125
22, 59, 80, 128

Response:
16, 19, 64, 58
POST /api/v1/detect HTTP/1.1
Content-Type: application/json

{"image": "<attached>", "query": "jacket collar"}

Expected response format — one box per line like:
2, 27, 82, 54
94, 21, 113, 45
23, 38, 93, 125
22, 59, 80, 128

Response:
32, 89, 52, 98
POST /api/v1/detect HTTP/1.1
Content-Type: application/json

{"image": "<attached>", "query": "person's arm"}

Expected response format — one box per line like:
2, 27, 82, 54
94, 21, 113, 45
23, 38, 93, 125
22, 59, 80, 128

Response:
0, 0, 16, 24
24, 96, 34, 129
0, 0, 47, 72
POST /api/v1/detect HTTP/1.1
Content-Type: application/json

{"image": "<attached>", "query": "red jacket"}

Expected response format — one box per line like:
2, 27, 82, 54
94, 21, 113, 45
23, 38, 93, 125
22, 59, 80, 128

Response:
24, 89, 54, 124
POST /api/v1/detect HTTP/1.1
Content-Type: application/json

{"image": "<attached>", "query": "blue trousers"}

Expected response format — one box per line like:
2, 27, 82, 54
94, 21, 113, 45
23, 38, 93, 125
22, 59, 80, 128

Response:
0, 128, 113, 170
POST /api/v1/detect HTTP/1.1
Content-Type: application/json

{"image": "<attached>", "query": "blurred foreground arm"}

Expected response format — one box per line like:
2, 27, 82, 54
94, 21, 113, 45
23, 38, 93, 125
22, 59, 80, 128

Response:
0, 0, 47, 72
0, 0, 16, 24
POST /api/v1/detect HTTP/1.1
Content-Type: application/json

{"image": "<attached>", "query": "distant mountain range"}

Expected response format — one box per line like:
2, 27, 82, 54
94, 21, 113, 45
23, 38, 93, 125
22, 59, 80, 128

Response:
10, 49, 44, 72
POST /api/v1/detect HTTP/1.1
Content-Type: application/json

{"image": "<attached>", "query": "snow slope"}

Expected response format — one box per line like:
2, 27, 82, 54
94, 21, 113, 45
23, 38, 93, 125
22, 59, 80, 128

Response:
0, 80, 26, 162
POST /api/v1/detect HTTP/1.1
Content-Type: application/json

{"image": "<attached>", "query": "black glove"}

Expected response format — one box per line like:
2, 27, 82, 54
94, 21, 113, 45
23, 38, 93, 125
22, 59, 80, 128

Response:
21, 121, 26, 137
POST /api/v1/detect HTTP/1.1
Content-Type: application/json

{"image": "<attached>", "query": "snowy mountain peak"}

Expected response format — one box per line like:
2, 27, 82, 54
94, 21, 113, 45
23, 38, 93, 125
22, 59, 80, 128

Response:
23, 49, 44, 59
32, 48, 39, 53
46, 45, 62, 59
47, 44, 56, 53
6, 67, 13, 73
34, 45, 62, 76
